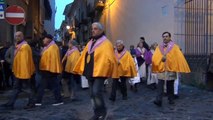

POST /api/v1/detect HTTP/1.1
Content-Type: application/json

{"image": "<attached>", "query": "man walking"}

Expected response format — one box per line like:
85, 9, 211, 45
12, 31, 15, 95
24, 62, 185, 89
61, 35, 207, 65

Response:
35, 34, 63, 106
1, 31, 35, 109
74, 22, 118, 120
152, 32, 190, 107
109, 40, 137, 102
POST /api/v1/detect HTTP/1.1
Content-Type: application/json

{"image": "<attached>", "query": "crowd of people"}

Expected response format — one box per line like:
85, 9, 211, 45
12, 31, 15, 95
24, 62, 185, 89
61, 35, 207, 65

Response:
0, 22, 190, 120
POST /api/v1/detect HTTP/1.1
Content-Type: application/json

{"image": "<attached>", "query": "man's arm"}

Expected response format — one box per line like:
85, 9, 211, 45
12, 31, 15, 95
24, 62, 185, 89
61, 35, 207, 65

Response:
5, 47, 12, 64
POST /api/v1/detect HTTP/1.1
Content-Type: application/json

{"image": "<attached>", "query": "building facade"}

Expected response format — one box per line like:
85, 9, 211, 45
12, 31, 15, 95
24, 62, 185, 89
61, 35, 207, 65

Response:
44, 0, 56, 35
0, 0, 53, 44
63, 0, 213, 89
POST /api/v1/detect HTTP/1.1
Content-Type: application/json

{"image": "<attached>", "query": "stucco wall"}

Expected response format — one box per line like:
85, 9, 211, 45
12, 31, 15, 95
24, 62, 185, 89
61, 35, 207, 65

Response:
100, 0, 176, 49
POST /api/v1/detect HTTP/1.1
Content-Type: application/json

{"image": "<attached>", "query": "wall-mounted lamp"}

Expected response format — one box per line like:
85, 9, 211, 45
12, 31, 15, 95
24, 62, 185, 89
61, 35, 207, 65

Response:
66, 25, 71, 30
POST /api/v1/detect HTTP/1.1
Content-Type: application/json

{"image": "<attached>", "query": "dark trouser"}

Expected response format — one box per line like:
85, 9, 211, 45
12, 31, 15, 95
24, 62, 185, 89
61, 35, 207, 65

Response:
7, 77, 34, 106
69, 74, 77, 97
30, 73, 37, 93
110, 77, 127, 100
62, 73, 77, 98
88, 77, 106, 117
36, 72, 62, 103
10, 73, 15, 87
156, 79, 175, 102
146, 63, 149, 79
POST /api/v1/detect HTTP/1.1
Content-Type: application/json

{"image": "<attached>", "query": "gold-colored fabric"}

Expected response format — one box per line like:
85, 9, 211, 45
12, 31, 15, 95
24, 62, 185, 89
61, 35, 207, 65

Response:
13, 44, 35, 79
117, 51, 137, 77
40, 44, 62, 73
71, 31, 76, 40
64, 50, 80, 74
152, 44, 191, 73
73, 39, 119, 78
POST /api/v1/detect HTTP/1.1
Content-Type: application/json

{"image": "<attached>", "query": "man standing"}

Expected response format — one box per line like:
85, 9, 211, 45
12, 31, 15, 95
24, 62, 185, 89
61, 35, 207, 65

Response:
61, 40, 80, 100
1, 31, 35, 109
35, 34, 63, 106
152, 32, 190, 107
74, 22, 118, 120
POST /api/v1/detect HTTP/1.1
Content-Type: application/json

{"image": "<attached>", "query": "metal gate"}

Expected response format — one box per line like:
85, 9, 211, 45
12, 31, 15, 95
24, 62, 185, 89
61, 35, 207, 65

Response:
174, 0, 213, 72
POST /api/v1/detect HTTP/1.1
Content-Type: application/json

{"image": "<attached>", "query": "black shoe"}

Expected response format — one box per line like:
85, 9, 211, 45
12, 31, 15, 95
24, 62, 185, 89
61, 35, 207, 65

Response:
134, 87, 138, 93
149, 84, 157, 90
24, 103, 35, 109
169, 100, 175, 105
122, 96, 127, 100
109, 97, 115, 102
174, 95, 179, 99
130, 85, 133, 90
0, 103, 14, 110
153, 100, 162, 107
163, 92, 168, 96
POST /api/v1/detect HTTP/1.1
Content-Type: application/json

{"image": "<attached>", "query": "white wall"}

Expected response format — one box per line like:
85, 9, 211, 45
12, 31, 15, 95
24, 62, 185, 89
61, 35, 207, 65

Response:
101, 0, 176, 49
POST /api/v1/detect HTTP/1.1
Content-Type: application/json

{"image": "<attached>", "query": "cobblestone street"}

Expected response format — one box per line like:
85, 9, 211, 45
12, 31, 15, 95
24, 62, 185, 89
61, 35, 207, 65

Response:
0, 83, 213, 120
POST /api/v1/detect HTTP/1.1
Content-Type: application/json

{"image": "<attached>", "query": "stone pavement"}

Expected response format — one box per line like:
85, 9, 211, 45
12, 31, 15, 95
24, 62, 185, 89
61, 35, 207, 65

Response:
0, 82, 212, 120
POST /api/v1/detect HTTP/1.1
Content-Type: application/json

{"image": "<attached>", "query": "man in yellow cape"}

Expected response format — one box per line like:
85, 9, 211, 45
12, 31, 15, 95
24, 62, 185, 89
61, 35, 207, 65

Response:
35, 34, 63, 106
152, 32, 190, 107
109, 40, 137, 102
61, 40, 80, 100
73, 22, 118, 120
1, 31, 35, 109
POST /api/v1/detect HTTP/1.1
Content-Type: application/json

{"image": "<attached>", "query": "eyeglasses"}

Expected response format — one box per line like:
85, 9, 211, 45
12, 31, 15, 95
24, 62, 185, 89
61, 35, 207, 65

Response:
162, 35, 169, 38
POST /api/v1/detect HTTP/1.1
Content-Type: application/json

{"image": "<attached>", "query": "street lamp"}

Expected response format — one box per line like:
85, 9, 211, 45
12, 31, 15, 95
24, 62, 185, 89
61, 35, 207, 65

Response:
66, 25, 70, 30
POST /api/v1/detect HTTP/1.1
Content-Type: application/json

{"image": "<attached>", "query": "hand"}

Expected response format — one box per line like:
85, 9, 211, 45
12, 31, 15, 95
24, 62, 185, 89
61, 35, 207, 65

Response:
161, 55, 166, 62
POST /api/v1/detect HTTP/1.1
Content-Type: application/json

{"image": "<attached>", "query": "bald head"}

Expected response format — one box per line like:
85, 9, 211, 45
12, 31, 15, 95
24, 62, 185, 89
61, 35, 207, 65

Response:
15, 31, 24, 43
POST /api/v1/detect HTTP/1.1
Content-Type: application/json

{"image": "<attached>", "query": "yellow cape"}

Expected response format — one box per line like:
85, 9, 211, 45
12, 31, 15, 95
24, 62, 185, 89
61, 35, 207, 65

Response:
40, 44, 62, 73
117, 51, 137, 77
64, 50, 80, 74
73, 39, 119, 78
152, 44, 191, 73
13, 44, 35, 79
71, 31, 76, 40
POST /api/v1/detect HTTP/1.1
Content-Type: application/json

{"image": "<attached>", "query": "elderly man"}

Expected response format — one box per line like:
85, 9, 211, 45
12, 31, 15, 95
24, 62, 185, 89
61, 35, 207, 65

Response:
74, 22, 118, 120
1, 31, 35, 109
109, 40, 137, 102
35, 34, 63, 106
152, 32, 190, 107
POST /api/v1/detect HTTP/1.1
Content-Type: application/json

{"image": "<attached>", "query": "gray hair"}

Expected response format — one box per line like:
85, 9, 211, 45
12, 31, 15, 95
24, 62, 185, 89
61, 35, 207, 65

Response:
69, 40, 78, 46
92, 22, 104, 31
14, 31, 24, 37
116, 40, 124, 45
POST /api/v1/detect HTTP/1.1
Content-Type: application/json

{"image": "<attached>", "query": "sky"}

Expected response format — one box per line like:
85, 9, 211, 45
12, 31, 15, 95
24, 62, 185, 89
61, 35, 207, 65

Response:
55, 0, 73, 29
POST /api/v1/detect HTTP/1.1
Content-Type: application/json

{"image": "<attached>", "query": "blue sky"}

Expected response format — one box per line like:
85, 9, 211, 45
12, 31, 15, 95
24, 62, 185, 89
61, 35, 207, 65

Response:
55, 0, 73, 29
